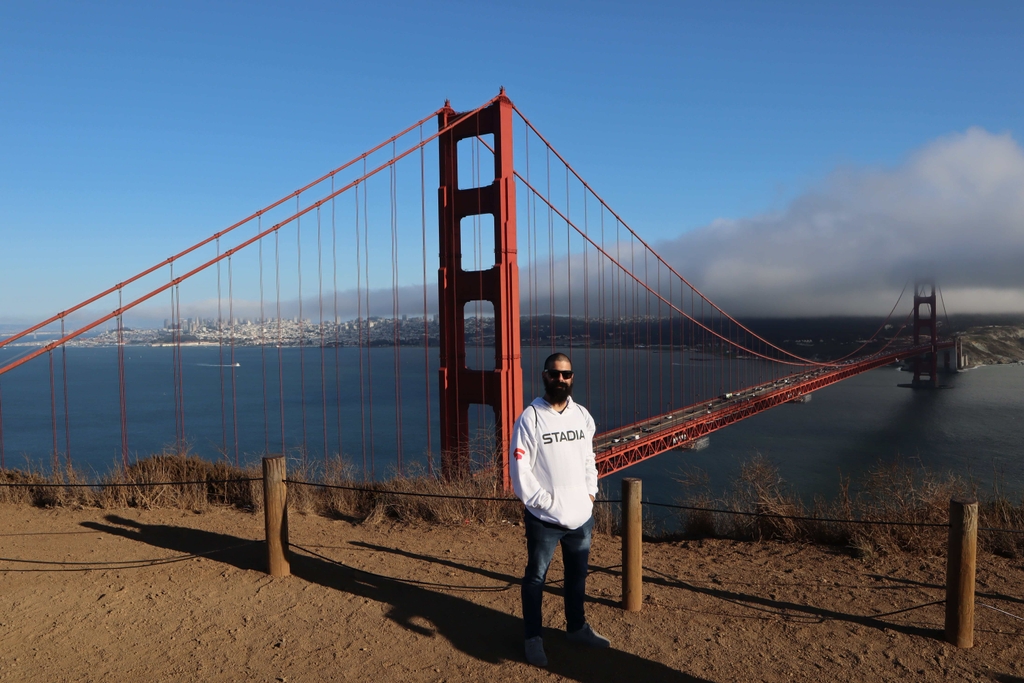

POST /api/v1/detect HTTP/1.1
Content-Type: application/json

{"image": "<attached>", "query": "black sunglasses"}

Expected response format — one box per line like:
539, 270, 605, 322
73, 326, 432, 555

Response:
544, 369, 574, 380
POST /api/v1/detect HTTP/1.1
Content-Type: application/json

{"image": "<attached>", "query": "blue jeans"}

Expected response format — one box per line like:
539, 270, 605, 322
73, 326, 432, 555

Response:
522, 510, 594, 639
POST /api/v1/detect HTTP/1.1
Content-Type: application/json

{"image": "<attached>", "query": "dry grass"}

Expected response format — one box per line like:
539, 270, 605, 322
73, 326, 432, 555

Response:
0, 449, 526, 527
667, 455, 1024, 556
7, 451, 1024, 556
0, 451, 259, 511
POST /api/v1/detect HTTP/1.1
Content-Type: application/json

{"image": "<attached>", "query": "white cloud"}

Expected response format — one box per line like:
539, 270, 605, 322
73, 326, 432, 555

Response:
654, 127, 1024, 316
48, 128, 1024, 332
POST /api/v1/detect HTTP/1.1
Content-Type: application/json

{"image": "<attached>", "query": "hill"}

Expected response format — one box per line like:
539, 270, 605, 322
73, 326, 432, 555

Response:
957, 325, 1024, 366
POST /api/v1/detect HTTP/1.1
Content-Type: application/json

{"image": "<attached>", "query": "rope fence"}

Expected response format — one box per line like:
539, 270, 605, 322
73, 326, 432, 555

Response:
4, 475, 1024, 536
0, 478, 259, 488
641, 499, 954, 529
267, 465, 1001, 648
2, 456, 1019, 650
283, 478, 1024, 536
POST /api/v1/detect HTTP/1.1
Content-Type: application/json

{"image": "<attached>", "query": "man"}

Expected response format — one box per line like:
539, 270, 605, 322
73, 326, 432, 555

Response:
509, 352, 611, 667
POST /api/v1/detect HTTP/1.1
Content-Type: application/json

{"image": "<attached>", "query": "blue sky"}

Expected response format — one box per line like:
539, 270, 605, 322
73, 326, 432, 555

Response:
2, 1, 1023, 323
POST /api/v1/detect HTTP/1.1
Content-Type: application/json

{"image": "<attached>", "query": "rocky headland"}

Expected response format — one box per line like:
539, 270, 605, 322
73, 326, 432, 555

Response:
956, 325, 1024, 366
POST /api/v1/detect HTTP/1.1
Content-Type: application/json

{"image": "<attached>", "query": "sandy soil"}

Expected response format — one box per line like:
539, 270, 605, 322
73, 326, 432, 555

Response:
2, 504, 1024, 682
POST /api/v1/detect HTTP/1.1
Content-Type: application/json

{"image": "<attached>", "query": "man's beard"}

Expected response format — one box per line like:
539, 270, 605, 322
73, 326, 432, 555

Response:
543, 377, 573, 403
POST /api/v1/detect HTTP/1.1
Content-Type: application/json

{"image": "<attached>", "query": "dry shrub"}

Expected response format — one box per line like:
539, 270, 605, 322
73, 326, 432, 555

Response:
666, 456, 985, 556
14, 447, 1024, 558
0, 449, 524, 529
366, 466, 521, 526
979, 495, 1024, 558
265, 448, 524, 527
673, 468, 717, 538
592, 481, 614, 536
97, 453, 258, 510
0, 459, 95, 507
349, 440, 522, 526
0, 467, 67, 506
850, 459, 964, 555
314, 458, 372, 520
801, 475, 879, 552
723, 456, 805, 541
281, 458, 322, 515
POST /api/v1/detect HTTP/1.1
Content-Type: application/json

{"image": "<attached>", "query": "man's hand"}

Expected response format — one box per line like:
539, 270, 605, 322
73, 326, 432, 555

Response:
589, 494, 595, 502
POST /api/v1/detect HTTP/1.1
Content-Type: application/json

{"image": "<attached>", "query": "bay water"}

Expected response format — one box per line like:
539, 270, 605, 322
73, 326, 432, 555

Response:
1, 344, 1021, 506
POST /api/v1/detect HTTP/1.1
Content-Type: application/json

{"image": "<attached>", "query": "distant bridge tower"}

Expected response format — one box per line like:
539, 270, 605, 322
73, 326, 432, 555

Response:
436, 91, 523, 487
911, 280, 939, 389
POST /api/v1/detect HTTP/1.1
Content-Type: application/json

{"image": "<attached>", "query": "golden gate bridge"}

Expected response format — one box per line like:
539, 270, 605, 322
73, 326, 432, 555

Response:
0, 90, 956, 486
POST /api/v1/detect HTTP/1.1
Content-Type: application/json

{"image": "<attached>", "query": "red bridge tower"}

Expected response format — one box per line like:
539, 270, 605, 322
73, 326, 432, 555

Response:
912, 280, 939, 389
437, 92, 523, 487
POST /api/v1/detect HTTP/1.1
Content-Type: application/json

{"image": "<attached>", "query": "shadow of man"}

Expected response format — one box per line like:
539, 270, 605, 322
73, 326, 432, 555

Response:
84, 515, 709, 682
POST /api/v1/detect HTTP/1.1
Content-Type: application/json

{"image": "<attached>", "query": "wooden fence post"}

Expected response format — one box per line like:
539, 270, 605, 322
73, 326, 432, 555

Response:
263, 456, 290, 577
622, 477, 642, 612
945, 498, 977, 648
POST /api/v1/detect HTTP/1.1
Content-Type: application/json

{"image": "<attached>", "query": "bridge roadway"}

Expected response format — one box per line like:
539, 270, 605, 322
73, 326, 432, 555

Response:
592, 340, 955, 477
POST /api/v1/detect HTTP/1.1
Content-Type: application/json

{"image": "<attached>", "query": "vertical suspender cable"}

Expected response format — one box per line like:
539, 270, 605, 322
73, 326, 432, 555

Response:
258, 216, 270, 455
566, 166, 572, 357
228, 256, 239, 466
175, 283, 185, 449
722, 312, 727, 395
363, 161, 376, 478
665, 266, 669, 411
700, 295, 705, 403
117, 289, 129, 469
615, 218, 622, 428
730, 316, 735, 394
317, 206, 328, 467
525, 125, 536, 396
48, 348, 58, 471
644, 248, 650, 419
419, 127, 432, 473
712, 304, 717, 398
0, 379, 5, 469
390, 143, 404, 474
659, 262, 667, 411
332, 178, 343, 462
523, 128, 532, 393
626, 237, 634, 423
547, 147, 554, 352
297, 197, 308, 466
217, 239, 227, 456
690, 288, 695, 405
355, 184, 367, 478
600, 206, 607, 425
275, 230, 286, 456
170, 264, 181, 452
718, 311, 724, 396
60, 318, 71, 466
583, 191, 590, 409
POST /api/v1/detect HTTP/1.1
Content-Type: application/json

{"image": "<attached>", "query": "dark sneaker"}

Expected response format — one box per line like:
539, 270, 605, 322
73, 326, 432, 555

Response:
566, 623, 610, 648
525, 636, 548, 667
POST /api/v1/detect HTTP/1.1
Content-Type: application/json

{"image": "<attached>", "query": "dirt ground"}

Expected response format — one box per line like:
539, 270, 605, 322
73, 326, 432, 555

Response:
2, 504, 1024, 682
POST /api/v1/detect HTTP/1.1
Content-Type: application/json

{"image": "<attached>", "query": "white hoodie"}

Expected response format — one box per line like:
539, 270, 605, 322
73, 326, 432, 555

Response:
509, 395, 598, 530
